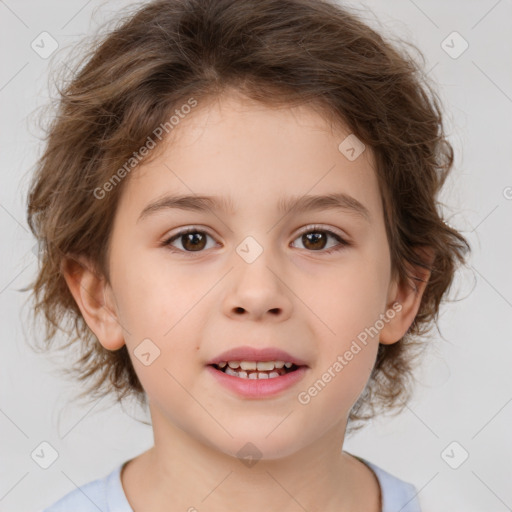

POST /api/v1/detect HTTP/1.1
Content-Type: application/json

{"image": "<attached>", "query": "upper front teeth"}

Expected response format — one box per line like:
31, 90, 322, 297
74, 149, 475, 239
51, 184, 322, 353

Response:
220, 360, 293, 370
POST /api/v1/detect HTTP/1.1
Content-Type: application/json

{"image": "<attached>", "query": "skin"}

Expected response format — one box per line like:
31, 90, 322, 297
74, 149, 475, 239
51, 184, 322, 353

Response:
63, 89, 431, 512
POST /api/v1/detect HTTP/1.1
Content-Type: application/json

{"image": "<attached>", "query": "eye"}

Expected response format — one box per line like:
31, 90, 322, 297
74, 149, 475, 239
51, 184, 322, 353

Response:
161, 225, 350, 255
291, 225, 350, 254
162, 227, 217, 253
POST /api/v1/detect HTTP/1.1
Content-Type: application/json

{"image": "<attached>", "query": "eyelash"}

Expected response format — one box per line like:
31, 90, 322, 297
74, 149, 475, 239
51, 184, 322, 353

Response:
161, 224, 350, 255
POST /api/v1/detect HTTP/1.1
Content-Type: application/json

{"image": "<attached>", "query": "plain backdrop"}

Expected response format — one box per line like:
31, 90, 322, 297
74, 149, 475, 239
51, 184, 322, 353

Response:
1, 1, 511, 511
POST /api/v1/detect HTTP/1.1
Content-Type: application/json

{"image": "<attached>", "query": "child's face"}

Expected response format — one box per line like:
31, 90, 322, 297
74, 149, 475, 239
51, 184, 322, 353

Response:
84, 90, 414, 459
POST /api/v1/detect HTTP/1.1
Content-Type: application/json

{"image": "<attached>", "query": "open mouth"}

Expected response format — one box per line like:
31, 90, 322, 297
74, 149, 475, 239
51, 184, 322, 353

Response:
209, 361, 303, 379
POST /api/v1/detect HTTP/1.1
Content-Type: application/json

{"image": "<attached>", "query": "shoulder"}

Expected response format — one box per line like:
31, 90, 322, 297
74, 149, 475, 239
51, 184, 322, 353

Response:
353, 455, 422, 512
40, 463, 132, 512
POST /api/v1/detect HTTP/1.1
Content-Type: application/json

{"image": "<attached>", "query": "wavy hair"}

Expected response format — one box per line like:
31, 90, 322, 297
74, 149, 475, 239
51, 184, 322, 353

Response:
24, 0, 470, 432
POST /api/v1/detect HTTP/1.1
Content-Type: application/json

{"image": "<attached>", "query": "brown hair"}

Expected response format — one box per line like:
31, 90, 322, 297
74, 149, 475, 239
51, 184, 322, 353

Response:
24, 0, 469, 431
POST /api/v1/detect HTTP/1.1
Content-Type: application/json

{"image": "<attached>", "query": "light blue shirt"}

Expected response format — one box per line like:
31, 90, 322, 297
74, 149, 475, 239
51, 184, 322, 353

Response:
39, 456, 422, 511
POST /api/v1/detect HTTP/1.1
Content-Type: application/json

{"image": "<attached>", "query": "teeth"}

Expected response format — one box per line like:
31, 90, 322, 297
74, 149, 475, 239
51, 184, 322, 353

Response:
222, 365, 288, 379
248, 372, 270, 379
214, 359, 299, 380
256, 361, 275, 371
240, 361, 257, 370
225, 366, 238, 377
222, 360, 291, 371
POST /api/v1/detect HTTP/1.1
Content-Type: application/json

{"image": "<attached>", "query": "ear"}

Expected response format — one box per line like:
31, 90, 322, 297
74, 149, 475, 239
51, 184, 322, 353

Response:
61, 255, 125, 350
379, 247, 435, 345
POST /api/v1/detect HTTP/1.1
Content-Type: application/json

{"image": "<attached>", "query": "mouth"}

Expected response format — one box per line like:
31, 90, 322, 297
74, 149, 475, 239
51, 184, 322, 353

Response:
208, 360, 305, 380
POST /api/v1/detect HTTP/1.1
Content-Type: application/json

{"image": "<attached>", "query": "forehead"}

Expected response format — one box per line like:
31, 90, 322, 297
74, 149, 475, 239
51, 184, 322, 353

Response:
117, 91, 382, 225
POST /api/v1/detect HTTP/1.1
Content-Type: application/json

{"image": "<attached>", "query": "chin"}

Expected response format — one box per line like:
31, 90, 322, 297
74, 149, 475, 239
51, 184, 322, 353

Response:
212, 430, 308, 463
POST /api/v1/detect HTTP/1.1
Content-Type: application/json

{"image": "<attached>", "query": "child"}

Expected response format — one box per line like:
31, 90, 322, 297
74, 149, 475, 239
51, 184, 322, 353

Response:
26, 0, 469, 510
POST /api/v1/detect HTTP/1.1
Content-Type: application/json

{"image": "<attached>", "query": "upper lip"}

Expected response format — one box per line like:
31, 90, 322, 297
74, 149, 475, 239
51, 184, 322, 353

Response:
207, 346, 309, 367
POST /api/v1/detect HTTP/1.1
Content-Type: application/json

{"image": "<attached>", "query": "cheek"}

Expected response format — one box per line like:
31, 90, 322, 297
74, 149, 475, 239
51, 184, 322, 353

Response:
112, 248, 197, 333
295, 338, 378, 441
299, 252, 389, 406
112, 257, 208, 358
304, 252, 391, 336
301, 313, 380, 423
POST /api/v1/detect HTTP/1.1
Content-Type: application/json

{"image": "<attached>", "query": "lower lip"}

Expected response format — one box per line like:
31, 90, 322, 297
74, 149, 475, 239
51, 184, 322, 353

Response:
205, 365, 309, 398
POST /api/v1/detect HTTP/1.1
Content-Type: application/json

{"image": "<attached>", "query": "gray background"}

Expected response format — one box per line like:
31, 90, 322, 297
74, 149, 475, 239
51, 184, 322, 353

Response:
1, 1, 511, 511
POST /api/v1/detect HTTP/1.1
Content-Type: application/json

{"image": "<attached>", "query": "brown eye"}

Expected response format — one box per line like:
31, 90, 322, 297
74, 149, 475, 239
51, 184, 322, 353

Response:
162, 225, 349, 255
163, 228, 216, 252
291, 227, 349, 254
301, 231, 328, 250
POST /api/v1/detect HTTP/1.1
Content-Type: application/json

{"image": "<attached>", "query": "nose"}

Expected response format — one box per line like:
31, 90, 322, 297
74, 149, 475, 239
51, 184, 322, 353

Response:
223, 259, 293, 322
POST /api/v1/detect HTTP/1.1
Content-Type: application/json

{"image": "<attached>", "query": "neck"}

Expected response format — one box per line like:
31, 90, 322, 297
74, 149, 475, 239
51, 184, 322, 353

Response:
121, 405, 376, 512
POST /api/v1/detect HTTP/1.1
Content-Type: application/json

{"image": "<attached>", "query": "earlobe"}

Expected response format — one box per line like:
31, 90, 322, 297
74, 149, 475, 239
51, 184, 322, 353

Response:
61, 255, 125, 350
379, 247, 435, 345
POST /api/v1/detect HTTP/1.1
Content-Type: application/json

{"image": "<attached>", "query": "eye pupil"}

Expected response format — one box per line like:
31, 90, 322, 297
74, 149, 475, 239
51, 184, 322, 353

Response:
183, 232, 206, 251
303, 232, 327, 250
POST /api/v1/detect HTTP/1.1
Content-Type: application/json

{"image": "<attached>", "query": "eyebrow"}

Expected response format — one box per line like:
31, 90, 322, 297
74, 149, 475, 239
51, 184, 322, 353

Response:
137, 192, 371, 223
